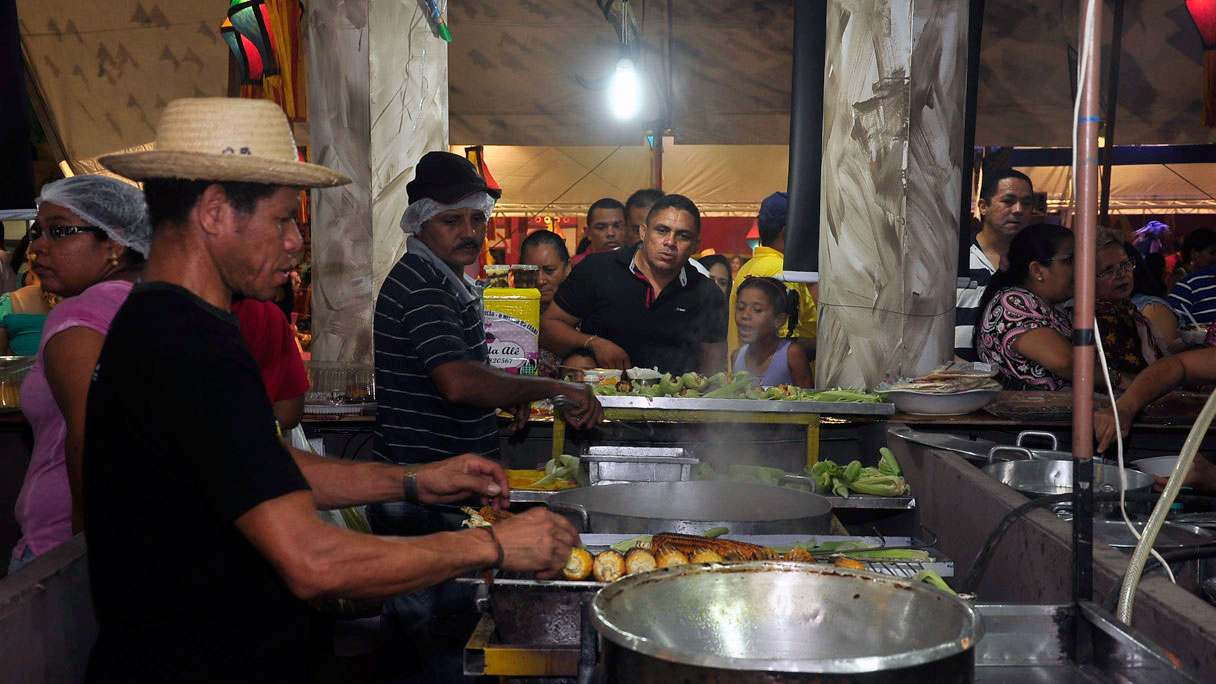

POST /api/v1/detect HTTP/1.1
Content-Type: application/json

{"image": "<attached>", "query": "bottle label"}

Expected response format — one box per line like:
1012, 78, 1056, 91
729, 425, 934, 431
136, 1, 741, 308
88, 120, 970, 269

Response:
484, 310, 539, 375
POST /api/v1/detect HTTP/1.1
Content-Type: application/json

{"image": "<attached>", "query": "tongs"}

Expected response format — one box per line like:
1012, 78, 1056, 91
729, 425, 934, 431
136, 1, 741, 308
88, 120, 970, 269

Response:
552, 394, 654, 440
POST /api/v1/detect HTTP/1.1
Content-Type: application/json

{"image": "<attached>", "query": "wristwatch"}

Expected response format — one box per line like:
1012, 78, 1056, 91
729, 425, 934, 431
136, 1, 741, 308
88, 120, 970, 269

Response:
402, 464, 421, 504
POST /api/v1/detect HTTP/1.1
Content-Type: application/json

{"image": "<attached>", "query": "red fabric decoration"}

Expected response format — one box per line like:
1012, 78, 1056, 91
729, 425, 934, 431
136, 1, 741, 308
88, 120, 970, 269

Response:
1187, 0, 1216, 126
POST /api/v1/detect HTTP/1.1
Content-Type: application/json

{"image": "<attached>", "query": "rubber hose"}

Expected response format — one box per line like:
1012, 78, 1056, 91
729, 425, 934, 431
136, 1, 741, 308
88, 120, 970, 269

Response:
1102, 542, 1216, 613
1117, 387, 1216, 625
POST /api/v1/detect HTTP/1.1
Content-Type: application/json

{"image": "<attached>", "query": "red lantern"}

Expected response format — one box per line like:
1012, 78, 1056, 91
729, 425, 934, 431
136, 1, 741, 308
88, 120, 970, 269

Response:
1186, 0, 1216, 125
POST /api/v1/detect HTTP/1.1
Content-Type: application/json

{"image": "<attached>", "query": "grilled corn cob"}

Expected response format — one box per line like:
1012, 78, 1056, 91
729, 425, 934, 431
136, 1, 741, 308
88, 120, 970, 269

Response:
690, 549, 724, 563
563, 548, 593, 580
593, 550, 625, 582
651, 533, 778, 561
656, 549, 689, 568
624, 548, 657, 575
834, 557, 866, 570
782, 548, 817, 563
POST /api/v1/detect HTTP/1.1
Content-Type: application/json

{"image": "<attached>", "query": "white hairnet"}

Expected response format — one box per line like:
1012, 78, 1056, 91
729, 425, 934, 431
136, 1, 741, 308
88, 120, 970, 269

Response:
400, 192, 497, 234
36, 175, 152, 257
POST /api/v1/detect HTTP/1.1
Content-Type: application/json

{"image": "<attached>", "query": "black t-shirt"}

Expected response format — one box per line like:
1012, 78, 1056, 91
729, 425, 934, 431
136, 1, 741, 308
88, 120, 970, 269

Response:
554, 246, 728, 375
83, 282, 312, 683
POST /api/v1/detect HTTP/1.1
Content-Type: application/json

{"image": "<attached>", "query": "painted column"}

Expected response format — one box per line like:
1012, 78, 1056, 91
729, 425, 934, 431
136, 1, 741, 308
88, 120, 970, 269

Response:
815, 0, 969, 389
307, 0, 448, 363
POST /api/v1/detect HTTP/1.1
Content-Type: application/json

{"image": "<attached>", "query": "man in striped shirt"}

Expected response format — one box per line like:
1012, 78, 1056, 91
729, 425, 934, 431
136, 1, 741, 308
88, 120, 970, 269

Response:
1169, 262, 1216, 324
374, 152, 601, 474
955, 169, 1035, 360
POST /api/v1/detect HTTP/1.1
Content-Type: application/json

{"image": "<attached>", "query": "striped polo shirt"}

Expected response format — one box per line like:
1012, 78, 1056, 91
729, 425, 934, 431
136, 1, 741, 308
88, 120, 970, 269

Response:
373, 237, 498, 464
954, 238, 997, 361
1168, 265, 1216, 325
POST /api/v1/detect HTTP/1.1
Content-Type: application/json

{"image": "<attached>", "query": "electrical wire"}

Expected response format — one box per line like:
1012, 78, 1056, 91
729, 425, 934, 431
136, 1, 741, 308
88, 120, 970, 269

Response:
1093, 316, 1175, 583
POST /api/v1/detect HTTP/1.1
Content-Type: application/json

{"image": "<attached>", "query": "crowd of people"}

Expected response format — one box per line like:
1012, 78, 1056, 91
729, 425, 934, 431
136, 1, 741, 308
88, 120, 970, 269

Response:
4, 94, 1216, 681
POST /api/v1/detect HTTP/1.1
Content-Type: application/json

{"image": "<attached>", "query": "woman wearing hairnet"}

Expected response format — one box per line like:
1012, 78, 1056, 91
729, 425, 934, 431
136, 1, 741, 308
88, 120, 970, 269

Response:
9, 175, 151, 573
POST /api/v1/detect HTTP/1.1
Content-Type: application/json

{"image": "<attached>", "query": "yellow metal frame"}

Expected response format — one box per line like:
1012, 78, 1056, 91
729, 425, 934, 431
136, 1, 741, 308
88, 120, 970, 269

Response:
553, 409, 821, 469
465, 615, 580, 677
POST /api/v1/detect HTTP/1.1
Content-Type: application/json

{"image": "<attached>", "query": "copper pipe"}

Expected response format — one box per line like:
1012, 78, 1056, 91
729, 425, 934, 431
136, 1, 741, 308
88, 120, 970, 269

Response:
1071, 0, 1103, 606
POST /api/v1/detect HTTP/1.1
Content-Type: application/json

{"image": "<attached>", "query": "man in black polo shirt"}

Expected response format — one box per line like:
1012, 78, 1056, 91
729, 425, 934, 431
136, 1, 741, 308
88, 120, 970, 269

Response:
541, 193, 727, 374
89, 98, 580, 683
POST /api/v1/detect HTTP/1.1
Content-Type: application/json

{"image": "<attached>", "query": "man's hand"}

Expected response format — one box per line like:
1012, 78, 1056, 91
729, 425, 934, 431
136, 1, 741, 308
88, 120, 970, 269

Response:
416, 453, 509, 509
588, 337, 631, 370
1151, 455, 1216, 494
556, 382, 604, 429
507, 403, 530, 432
492, 508, 581, 578
1094, 402, 1134, 452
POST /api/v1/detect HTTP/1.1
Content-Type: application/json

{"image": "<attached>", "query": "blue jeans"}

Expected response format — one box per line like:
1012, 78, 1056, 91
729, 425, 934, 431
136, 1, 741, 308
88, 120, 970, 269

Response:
7, 546, 35, 575
367, 502, 482, 683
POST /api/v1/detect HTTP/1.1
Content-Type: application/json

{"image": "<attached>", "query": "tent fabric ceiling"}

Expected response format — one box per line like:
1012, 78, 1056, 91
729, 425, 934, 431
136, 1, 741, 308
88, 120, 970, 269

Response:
448, 0, 1216, 147
17, 1, 228, 173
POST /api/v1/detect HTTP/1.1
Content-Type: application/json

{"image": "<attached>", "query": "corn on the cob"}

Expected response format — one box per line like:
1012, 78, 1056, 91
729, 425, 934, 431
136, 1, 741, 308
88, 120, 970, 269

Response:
834, 557, 866, 570
624, 548, 657, 575
782, 548, 817, 563
651, 533, 778, 561
594, 550, 625, 582
690, 549, 724, 563
656, 549, 689, 568
563, 548, 593, 580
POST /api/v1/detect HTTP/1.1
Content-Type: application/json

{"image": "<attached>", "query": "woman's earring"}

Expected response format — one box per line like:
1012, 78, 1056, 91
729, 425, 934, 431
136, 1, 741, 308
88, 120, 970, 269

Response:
109, 252, 120, 268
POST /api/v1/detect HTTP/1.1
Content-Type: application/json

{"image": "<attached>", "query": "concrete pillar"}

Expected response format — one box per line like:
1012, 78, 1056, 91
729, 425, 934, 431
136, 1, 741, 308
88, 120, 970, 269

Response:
307, 0, 448, 363
815, 0, 968, 389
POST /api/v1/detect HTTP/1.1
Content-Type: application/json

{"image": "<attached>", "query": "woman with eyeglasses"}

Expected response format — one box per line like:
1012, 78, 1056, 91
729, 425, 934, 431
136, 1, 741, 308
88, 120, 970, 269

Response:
9, 175, 150, 573
975, 223, 1079, 390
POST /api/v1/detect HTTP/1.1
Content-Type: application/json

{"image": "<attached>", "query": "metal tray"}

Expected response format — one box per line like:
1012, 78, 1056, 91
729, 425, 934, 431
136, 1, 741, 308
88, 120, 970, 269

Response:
582, 446, 699, 484
598, 394, 895, 416
511, 488, 916, 509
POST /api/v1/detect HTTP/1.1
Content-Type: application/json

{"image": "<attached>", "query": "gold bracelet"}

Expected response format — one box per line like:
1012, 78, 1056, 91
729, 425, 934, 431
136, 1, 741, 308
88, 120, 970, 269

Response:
585, 334, 598, 348
401, 464, 420, 504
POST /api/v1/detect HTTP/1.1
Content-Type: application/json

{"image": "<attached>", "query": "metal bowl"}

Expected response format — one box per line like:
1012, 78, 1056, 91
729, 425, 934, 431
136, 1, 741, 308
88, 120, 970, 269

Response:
1132, 456, 1179, 478
885, 388, 1000, 416
591, 561, 982, 675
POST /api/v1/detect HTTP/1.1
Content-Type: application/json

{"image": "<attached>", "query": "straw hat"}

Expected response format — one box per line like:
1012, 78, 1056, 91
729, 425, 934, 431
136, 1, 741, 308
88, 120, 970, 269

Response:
100, 98, 350, 187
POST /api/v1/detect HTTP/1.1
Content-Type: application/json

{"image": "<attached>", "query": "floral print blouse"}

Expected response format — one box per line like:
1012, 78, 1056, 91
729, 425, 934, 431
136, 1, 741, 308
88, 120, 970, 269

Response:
977, 287, 1073, 391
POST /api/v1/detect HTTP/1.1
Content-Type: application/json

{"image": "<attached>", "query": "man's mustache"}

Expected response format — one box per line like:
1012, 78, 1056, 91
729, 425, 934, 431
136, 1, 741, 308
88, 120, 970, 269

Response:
455, 239, 481, 251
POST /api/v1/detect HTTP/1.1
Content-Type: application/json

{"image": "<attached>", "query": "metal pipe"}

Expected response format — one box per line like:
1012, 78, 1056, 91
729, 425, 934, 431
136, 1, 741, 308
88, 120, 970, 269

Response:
781, 0, 826, 284
1099, 0, 1125, 223
957, 0, 985, 288
1071, 0, 1102, 605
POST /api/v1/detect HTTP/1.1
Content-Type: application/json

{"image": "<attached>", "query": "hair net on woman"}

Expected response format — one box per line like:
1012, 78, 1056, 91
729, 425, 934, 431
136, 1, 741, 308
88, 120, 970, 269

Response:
36, 175, 153, 258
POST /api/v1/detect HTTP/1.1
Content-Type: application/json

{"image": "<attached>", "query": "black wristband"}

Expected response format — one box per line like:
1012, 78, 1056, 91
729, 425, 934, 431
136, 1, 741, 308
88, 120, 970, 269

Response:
482, 525, 505, 569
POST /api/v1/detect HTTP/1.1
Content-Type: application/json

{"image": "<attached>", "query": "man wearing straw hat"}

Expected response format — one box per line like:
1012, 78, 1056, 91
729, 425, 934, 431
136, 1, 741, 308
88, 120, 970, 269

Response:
89, 98, 579, 682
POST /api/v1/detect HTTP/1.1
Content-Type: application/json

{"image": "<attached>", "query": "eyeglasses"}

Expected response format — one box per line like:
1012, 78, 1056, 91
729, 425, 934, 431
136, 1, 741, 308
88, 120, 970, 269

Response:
1044, 253, 1075, 264
28, 223, 106, 242
1096, 260, 1136, 279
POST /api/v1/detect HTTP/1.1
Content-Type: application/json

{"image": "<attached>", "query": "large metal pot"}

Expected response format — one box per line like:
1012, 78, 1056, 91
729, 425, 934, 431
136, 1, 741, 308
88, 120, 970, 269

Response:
546, 481, 832, 535
982, 458, 1154, 497
590, 561, 983, 683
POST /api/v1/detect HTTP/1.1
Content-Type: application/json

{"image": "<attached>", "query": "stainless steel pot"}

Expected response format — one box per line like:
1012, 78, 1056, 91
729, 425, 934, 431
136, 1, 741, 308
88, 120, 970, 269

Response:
590, 561, 982, 683
546, 481, 832, 535
982, 458, 1155, 498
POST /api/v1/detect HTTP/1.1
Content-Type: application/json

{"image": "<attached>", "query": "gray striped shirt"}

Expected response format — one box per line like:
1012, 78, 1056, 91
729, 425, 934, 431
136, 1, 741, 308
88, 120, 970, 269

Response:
373, 240, 498, 464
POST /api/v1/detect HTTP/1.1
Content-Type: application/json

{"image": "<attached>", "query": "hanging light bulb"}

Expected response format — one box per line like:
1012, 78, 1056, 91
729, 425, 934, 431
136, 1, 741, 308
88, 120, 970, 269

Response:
610, 57, 640, 120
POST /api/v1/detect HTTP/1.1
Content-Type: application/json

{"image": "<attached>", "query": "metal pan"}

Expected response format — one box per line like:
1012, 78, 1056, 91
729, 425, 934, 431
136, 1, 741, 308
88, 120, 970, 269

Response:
545, 481, 833, 535
982, 459, 1154, 497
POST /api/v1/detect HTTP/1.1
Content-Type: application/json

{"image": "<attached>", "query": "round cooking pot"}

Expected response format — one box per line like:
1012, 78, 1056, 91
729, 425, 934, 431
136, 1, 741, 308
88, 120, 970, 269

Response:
982, 459, 1154, 498
590, 561, 983, 683
546, 481, 832, 535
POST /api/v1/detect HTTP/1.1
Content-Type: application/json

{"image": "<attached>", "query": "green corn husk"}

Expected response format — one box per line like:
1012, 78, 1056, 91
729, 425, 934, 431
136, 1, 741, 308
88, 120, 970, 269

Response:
658, 373, 684, 396
831, 476, 850, 498
681, 372, 708, 391
703, 373, 756, 399
913, 569, 956, 595
843, 460, 863, 484
849, 475, 908, 497
879, 447, 901, 476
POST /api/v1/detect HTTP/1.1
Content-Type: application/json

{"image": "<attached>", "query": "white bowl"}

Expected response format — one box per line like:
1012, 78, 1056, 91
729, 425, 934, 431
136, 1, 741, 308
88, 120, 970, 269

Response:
884, 388, 1001, 416
1132, 455, 1180, 478
1180, 326, 1207, 346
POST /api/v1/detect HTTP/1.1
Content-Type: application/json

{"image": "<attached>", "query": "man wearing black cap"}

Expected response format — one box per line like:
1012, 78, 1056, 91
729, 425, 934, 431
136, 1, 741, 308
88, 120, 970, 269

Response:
373, 150, 601, 497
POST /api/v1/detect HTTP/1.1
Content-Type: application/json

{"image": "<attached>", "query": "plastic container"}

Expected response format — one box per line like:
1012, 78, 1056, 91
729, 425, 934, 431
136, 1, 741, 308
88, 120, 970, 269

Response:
512, 264, 539, 289
484, 265, 512, 289
483, 288, 541, 375
305, 362, 375, 405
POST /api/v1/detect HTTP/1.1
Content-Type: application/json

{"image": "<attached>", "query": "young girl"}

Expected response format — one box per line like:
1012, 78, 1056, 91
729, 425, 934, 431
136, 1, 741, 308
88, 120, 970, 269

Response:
731, 276, 813, 388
